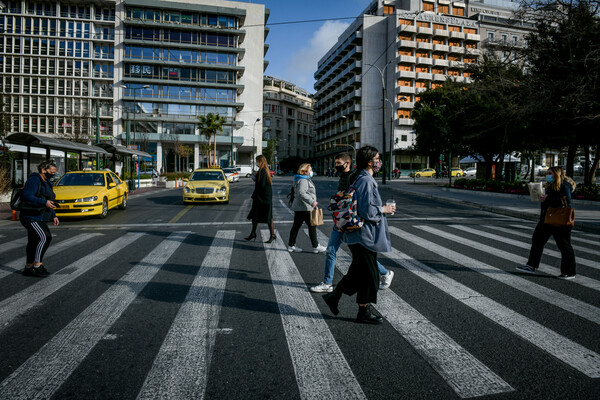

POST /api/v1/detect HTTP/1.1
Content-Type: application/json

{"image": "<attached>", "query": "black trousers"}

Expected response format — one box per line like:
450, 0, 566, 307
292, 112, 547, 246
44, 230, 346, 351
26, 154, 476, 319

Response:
288, 211, 318, 248
21, 219, 52, 264
527, 221, 576, 275
336, 244, 379, 305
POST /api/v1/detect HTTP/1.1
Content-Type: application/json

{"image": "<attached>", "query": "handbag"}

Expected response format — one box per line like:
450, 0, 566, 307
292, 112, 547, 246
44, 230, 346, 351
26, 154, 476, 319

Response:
544, 197, 575, 227
310, 207, 324, 226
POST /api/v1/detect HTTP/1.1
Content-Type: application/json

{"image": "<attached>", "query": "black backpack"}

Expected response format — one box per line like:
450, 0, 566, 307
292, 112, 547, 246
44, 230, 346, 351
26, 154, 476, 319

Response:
10, 184, 44, 212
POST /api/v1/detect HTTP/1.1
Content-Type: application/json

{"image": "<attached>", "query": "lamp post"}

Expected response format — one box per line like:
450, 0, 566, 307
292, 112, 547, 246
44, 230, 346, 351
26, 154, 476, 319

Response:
123, 84, 149, 187
252, 118, 260, 171
366, 61, 394, 184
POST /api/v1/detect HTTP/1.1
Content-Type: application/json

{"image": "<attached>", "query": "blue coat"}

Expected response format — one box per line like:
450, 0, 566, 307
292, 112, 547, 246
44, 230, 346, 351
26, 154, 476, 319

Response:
20, 173, 56, 222
342, 170, 392, 253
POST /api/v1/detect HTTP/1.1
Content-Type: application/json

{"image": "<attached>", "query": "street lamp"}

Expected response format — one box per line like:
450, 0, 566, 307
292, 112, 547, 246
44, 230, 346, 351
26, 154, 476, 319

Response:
252, 118, 260, 171
366, 60, 394, 184
123, 84, 149, 188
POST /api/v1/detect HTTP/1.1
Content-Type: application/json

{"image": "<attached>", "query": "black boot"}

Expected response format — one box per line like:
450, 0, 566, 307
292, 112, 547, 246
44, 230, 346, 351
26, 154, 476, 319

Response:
356, 305, 382, 325
322, 290, 341, 315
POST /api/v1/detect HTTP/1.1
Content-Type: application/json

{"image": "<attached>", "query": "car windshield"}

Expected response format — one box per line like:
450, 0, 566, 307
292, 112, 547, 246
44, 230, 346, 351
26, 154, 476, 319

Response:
56, 173, 105, 186
222, 168, 236, 174
191, 171, 224, 181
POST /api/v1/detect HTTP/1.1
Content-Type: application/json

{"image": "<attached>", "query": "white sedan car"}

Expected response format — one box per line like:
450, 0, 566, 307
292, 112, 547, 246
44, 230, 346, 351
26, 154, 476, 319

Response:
463, 167, 477, 178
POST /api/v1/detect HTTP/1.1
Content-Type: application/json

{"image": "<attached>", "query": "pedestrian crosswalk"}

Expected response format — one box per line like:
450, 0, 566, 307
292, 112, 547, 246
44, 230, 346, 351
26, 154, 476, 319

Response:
0, 221, 599, 399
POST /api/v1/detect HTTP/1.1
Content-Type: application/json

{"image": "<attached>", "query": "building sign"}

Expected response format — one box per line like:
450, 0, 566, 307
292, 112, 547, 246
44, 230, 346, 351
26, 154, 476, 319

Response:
417, 13, 478, 27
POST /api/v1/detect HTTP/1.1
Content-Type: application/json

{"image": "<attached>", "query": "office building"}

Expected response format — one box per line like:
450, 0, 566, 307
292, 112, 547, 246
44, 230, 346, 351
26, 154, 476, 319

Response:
0, 0, 268, 172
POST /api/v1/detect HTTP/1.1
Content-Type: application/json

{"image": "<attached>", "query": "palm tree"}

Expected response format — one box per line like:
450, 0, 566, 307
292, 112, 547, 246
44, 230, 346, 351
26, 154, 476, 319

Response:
197, 113, 226, 166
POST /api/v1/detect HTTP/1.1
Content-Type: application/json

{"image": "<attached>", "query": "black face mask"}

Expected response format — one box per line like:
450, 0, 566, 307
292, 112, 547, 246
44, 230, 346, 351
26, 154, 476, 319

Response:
44, 172, 55, 180
335, 164, 346, 173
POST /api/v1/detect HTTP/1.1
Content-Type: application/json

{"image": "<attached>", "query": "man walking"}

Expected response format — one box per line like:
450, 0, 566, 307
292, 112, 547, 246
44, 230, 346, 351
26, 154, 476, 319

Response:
310, 153, 394, 293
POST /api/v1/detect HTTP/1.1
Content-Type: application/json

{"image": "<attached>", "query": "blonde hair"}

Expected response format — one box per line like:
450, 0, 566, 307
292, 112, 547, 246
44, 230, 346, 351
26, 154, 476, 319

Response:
297, 163, 311, 175
560, 168, 577, 191
546, 166, 563, 192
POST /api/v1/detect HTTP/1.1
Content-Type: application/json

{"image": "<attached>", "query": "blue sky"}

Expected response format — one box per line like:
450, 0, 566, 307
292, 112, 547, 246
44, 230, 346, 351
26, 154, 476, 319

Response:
239, 0, 370, 93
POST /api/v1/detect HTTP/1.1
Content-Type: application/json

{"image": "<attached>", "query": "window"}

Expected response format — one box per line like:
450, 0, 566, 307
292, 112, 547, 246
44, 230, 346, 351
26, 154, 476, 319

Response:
433, 23, 444, 30
417, 21, 430, 28
383, 5, 394, 15
398, 18, 413, 26
448, 25, 460, 32
464, 28, 476, 35
398, 50, 412, 56
487, 32, 495, 40
423, 2, 434, 12
452, 7, 465, 16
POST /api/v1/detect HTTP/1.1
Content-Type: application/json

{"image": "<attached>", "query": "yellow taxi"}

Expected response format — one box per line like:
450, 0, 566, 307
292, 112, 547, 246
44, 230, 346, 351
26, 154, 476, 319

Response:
410, 168, 437, 178
53, 170, 128, 218
183, 168, 229, 204
450, 167, 464, 177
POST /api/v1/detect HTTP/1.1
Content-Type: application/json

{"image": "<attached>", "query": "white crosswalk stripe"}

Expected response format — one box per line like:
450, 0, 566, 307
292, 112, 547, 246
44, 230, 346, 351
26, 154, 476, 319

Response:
0, 232, 189, 400
261, 229, 366, 400
0, 236, 28, 256
136, 230, 236, 400
388, 226, 600, 378
412, 225, 600, 325
0, 233, 103, 281
312, 229, 514, 398
509, 224, 600, 246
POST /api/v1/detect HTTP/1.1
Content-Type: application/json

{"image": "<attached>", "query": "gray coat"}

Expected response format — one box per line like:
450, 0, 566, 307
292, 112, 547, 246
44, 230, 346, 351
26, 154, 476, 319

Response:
342, 170, 392, 253
291, 177, 316, 212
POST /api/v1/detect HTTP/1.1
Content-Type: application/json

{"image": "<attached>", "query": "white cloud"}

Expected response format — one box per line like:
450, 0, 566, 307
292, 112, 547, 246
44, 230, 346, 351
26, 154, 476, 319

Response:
285, 21, 350, 92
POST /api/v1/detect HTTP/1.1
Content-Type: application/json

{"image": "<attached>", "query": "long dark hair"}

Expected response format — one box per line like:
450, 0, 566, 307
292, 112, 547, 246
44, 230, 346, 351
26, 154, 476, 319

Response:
256, 155, 272, 184
356, 146, 379, 170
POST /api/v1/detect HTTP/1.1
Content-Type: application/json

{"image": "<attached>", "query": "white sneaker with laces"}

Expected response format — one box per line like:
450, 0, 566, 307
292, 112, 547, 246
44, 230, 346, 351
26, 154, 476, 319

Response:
310, 282, 333, 293
288, 245, 303, 253
313, 244, 327, 253
379, 270, 394, 290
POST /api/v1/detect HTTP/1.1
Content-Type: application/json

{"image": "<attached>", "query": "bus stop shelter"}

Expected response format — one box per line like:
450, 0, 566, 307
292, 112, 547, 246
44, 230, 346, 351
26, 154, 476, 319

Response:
96, 143, 152, 189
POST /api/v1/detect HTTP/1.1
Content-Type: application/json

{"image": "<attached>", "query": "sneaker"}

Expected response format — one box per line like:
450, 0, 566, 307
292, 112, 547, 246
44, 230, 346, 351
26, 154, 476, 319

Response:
356, 305, 383, 325
22, 266, 47, 278
557, 274, 575, 280
516, 265, 536, 274
310, 282, 333, 293
379, 270, 394, 290
288, 245, 303, 253
313, 244, 326, 253
37, 265, 50, 276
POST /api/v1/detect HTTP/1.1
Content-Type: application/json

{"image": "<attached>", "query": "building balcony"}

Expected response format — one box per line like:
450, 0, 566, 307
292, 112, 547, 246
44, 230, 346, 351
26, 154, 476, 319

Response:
433, 29, 449, 37
396, 70, 416, 79
396, 85, 416, 94
449, 60, 463, 68
417, 27, 433, 35
417, 42, 433, 50
449, 31, 465, 40
465, 47, 480, 56
416, 72, 432, 80
398, 101, 415, 108
465, 33, 481, 42
398, 40, 417, 49
433, 59, 449, 67
416, 57, 432, 65
434, 74, 446, 81
397, 118, 414, 126
415, 87, 427, 94
448, 46, 464, 54
398, 24, 417, 33
398, 55, 416, 64
433, 44, 449, 52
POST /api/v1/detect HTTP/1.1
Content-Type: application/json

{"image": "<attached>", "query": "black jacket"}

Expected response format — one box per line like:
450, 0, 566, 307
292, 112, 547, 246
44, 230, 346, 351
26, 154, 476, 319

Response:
20, 173, 56, 222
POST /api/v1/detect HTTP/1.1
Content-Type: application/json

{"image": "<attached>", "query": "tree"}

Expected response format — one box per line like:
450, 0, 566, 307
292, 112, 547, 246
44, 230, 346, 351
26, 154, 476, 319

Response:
197, 113, 226, 167
175, 143, 193, 172
263, 138, 277, 168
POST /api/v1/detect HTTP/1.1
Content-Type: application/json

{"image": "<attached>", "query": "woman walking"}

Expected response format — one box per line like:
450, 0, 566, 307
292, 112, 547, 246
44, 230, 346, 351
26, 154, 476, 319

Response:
322, 146, 395, 324
288, 163, 326, 253
245, 155, 276, 243
517, 166, 577, 279
20, 159, 60, 277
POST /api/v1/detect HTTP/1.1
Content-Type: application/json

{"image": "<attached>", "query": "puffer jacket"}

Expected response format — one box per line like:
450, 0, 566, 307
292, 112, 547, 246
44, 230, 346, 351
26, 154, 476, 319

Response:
291, 175, 316, 212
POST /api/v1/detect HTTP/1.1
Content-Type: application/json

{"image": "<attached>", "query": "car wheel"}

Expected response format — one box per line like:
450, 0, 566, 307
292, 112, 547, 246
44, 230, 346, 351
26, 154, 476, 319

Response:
246, 173, 251, 178
456, 173, 461, 177
118, 194, 127, 210
416, 174, 421, 178
99, 198, 108, 219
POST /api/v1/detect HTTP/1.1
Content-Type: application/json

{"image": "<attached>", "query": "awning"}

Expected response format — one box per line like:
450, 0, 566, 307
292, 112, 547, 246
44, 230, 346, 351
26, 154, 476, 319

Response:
96, 143, 152, 159
460, 154, 521, 163
6, 132, 110, 155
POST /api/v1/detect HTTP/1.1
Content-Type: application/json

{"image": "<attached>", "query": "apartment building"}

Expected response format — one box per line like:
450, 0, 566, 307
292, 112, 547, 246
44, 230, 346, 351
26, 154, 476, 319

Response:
0, 0, 267, 172
263, 75, 315, 167
313, 0, 533, 173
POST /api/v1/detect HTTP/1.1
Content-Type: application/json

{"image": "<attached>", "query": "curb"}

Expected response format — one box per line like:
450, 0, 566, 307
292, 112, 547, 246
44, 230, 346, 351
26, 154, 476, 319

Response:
392, 187, 600, 235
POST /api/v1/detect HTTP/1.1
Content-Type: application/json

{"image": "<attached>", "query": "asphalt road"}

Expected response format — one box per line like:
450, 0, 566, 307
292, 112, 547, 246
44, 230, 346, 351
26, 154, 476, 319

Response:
0, 176, 599, 400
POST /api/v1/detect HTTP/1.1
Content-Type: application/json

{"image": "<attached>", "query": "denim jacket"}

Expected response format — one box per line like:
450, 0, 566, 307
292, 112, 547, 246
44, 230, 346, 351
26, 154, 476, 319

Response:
342, 170, 392, 253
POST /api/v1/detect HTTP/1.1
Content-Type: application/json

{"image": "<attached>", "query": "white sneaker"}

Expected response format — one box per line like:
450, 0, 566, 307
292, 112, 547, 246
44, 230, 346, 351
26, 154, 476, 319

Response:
313, 244, 327, 253
379, 270, 394, 290
310, 282, 333, 293
288, 245, 303, 253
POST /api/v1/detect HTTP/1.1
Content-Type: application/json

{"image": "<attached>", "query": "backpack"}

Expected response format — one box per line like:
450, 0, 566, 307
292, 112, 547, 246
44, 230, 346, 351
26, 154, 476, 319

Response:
328, 184, 363, 232
287, 184, 295, 207
10, 183, 44, 212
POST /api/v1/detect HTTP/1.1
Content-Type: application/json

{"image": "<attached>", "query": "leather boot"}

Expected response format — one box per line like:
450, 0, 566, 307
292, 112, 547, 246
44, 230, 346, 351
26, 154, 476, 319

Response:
356, 305, 382, 324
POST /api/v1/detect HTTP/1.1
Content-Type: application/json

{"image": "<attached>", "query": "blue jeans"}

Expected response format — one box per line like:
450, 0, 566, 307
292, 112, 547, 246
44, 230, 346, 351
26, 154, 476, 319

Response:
323, 228, 388, 285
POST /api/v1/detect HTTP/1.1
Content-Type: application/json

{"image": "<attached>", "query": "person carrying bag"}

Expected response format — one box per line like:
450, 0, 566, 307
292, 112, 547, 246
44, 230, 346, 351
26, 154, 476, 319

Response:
517, 166, 577, 279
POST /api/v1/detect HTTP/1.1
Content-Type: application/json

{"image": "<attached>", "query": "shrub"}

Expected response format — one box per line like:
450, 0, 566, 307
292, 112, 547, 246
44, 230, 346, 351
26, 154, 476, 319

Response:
573, 184, 600, 201
0, 166, 10, 195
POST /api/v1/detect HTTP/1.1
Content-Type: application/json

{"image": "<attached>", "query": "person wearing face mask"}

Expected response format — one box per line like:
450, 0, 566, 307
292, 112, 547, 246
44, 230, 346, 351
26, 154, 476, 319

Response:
517, 166, 577, 279
288, 163, 326, 253
19, 159, 60, 277
310, 153, 394, 293
322, 146, 395, 324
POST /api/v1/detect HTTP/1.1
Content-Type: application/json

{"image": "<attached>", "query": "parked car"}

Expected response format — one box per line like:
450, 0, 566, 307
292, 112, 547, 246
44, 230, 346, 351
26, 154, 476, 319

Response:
53, 170, 128, 219
183, 168, 229, 204
463, 167, 477, 178
409, 168, 437, 178
450, 168, 464, 177
222, 167, 240, 183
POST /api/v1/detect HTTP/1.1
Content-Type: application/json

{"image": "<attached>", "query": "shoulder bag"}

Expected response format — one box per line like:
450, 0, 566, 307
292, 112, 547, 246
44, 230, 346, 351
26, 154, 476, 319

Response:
544, 196, 575, 227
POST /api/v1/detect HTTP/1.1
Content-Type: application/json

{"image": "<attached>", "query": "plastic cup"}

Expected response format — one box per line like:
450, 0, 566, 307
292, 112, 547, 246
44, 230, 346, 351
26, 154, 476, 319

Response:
386, 199, 396, 216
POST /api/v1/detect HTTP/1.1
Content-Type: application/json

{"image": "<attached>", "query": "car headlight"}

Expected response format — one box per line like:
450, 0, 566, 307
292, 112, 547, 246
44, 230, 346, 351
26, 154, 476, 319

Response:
220, 186, 227, 193
184, 186, 192, 193
75, 196, 98, 203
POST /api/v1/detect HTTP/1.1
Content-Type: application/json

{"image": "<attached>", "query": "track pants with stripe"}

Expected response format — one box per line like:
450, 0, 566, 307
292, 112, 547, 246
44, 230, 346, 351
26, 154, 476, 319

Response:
21, 219, 52, 264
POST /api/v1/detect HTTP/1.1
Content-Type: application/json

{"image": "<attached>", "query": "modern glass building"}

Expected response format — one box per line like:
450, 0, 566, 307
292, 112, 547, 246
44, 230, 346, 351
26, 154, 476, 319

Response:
1, 0, 267, 173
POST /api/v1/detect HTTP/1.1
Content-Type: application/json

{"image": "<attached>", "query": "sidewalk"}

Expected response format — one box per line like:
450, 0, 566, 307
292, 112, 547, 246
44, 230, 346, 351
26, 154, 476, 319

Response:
386, 179, 600, 234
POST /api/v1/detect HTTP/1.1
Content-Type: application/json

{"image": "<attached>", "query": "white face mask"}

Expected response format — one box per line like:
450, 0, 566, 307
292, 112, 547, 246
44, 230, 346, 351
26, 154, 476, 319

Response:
308, 170, 314, 178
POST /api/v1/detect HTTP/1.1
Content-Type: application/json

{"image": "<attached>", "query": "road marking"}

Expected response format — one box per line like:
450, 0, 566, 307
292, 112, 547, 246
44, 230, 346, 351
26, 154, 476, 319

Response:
261, 229, 366, 400
414, 225, 600, 326
450, 225, 600, 271
0, 231, 189, 400
487, 225, 600, 257
168, 205, 193, 224
0, 233, 102, 281
388, 226, 600, 378
0, 232, 143, 332
0, 236, 28, 256
313, 229, 513, 398
234, 198, 252, 222
444, 225, 600, 292
136, 230, 235, 400
509, 224, 600, 245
